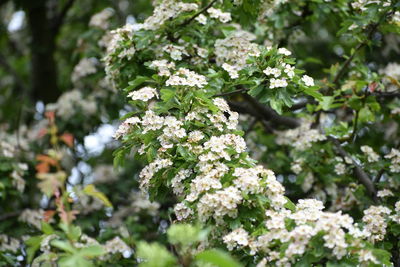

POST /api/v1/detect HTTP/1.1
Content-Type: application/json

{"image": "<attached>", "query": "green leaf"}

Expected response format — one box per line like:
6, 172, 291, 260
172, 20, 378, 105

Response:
359, 106, 375, 123
319, 96, 334, 111
167, 224, 205, 248
195, 249, 242, 267
50, 240, 76, 254
25, 236, 44, 263
304, 86, 323, 101
58, 254, 93, 267
160, 89, 175, 102
125, 76, 151, 92
79, 245, 105, 257
41, 222, 54, 235
136, 242, 176, 267
83, 184, 113, 208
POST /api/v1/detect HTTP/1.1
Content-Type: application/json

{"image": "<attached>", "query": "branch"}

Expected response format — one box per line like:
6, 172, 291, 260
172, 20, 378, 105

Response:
374, 168, 385, 184
328, 136, 377, 202
243, 95, 300, 129
214, 88, 248, 97
229, 98, 300, 129
373, 91, 400, 98
0, 211, 20, 221
52, 0, 76, 35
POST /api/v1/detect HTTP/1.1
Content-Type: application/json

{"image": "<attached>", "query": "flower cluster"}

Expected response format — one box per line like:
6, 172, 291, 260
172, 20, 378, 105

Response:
108, 1, 396, 265
127, 86, 158, 102
385, 148, 400, 173
276, 120, 326, 150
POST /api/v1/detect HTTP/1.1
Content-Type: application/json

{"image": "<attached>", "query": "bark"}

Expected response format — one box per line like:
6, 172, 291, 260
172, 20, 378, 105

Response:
25, 0, 59, 103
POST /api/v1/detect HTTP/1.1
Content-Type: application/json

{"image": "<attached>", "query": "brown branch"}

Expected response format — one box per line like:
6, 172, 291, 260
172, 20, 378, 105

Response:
328, 136, 377, 202
243, 95, 300, 129
373, 92, 400, 98
214, 88, 248, 97
0, 211, 20, 221
229, 98, 300, 129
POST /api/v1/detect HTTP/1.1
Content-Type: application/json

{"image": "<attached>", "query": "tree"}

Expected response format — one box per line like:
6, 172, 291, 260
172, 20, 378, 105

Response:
1, 0, 400, 266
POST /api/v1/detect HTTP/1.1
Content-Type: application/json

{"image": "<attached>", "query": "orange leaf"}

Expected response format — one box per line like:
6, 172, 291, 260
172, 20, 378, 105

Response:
36, 162, 49, 173
60, 133, 74, 147
43, 210, 56, 222
368, 82, 378, 92
36, 154, 58, 166
45, 111, 55, 122
37, 128, 48, 138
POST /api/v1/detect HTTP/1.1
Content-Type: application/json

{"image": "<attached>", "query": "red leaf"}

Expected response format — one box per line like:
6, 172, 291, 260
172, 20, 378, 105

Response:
45, 111, 55, 122
37, 128, 48, 138
60, 133, 74, 148
36, 162, 49, 173
43, 210, 56, 222
368, 82, 378, 92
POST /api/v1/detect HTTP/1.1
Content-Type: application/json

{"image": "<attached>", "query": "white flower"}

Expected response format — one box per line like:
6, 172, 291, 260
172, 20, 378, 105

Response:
301, 75, 314, 86
360, 145, 379, 162
71, 58, 97, 83
278, 47, 292, 56
150, 59, 175, 76
223, 228, 249, 250
207, 8, 231, 23
89, 8, 114, 30
334, 163, 346, 175
163, 44, 188, 61
166, 68, 207, 88
283, 63, 295, 78
127, 87, 158, 102
377, 189, 394, 198
270, 78, 288, 88
195, 14, 207, 24
263, 67, 281, 78
222, 63, 239, 79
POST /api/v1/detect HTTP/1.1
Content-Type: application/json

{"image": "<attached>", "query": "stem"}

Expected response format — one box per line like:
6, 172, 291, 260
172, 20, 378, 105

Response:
214, 88, 248, 97
180, 0, 218, 27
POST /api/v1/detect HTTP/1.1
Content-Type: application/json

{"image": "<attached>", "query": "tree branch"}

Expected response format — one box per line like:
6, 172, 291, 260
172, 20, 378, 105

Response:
0, 211, 20, 221
214, 88, 248, 97
229, 97, 300, 129
243, 95, 300, 129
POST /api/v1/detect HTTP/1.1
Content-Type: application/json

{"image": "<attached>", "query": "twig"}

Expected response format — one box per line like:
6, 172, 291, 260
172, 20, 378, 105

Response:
0, 211, 20, 221
328, 136, 377, 202
349, 110, 359, 142
214, 88, 248, 97
180, 0, 218, 27
374, 168, 385, 184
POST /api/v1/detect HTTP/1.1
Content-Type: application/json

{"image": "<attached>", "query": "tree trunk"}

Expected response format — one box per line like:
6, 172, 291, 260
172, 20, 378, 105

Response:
25, 0, 59, 104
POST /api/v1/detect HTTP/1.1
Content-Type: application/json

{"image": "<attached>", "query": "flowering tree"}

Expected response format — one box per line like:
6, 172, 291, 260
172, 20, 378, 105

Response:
1, 0, 400, 266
